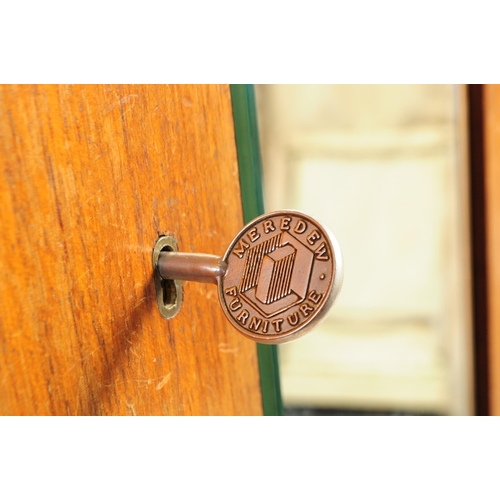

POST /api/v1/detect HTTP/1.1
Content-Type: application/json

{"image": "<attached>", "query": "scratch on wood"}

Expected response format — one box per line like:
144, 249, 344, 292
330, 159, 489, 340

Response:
218, 343, 239, 355
129, 347, 140, 358
205, 288, 217, 302
132, 297, 147, 310
126, 402, 136, 416
106, 222, 128, 231
75, 269, 90, 284
134, 374, 170, 389
63, 346, 102, 375
105, 94, 139, 116
155, 373, 171, 390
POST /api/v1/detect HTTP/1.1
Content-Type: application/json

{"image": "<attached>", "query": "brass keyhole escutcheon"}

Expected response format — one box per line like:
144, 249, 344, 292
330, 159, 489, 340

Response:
152, 235, 183, 320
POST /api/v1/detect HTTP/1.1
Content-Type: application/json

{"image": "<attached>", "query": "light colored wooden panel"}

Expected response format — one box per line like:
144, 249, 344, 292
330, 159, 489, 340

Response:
0, 84, 262, 415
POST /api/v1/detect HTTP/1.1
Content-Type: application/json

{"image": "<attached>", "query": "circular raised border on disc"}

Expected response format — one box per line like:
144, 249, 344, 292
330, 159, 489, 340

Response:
218, 210, 343, 344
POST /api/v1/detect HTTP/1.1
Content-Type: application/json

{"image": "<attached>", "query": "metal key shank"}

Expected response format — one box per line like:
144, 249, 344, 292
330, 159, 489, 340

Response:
158, 252, 227, 285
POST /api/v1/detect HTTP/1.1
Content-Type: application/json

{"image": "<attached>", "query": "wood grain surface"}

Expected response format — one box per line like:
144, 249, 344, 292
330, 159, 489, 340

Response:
484, 85, 500, 415
0, 84, 263, 415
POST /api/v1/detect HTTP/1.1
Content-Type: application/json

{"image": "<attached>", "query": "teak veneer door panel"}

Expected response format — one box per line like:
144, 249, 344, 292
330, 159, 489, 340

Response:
0, 84, 263, 416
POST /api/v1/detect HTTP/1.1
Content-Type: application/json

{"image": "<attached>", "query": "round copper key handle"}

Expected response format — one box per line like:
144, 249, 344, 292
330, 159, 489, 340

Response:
156, 210, 343, 344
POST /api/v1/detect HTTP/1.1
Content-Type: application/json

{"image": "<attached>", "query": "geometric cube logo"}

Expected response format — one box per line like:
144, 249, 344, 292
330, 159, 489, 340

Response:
256, 245, 296, 304
238, 231, 314, 318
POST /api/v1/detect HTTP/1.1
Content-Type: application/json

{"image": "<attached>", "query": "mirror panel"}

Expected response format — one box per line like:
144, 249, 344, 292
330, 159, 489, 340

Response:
256, 85, 474, 415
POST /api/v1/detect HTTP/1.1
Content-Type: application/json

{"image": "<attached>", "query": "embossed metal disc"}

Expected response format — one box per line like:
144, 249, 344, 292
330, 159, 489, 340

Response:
218, 210, 343, 344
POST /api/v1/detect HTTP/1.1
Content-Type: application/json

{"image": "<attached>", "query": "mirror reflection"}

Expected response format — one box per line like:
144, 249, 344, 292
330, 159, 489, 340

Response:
255, 85, 474, 416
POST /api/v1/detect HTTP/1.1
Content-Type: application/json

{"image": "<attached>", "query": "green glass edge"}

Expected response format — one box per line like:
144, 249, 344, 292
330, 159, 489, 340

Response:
230, 84, 284, 416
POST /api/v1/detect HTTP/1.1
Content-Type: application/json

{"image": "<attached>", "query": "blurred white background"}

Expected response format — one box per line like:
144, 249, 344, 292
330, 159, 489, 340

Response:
255, 85, 474, 415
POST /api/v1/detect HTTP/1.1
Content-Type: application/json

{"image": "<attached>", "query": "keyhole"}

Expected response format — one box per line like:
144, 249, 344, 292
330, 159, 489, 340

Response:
153, 236, 183, 319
